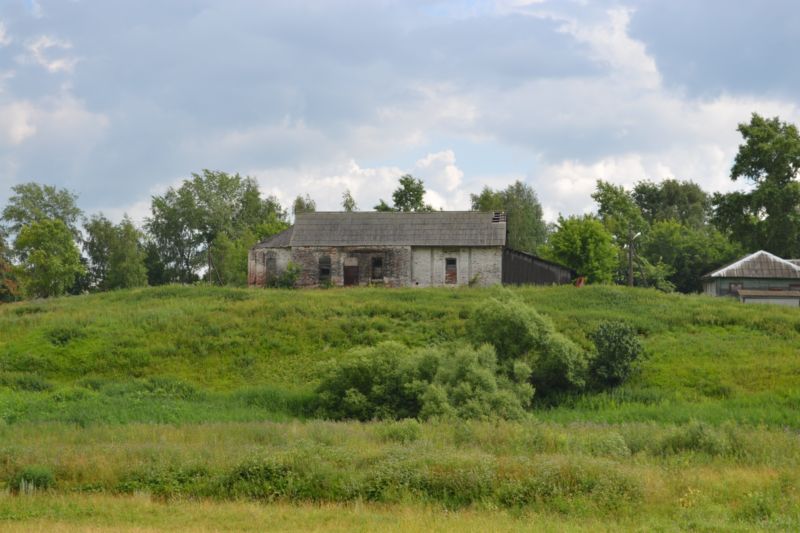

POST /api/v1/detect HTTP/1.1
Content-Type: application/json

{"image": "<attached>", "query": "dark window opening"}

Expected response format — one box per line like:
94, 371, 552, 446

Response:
445, 258, 457, 285
266, 256, 277, 283
319, 256, 331, 284
371, 257, 383, 280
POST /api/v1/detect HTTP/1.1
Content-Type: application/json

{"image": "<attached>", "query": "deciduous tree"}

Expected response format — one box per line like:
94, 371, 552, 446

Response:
14, 219, 84, 298
1, 183, 83, 240
712, 113, 800, 257
0, 230, 19, 302
640, 220, 740, 293
341, 189, 357, 212
375, 175, 434, 212
541, 215, 618, 284
471, 181, 547, 254
292, 194, 316, 216
632, 179, 710, 229
145, 170, 288, 284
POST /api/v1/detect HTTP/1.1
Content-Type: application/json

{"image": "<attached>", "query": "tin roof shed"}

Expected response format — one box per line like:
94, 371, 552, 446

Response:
703, 250, 800, 279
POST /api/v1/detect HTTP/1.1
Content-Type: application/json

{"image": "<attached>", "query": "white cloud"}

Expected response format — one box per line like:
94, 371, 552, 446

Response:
2, 0, 800, 230
415, 150, 464, 192
0, 93, 109, 198
29, 0, 44, 19
0, 21, 12, 47
120, 149, 471, 223
0, 101, 37, 144
21, 35, 79, 73
556, 7, 661, 89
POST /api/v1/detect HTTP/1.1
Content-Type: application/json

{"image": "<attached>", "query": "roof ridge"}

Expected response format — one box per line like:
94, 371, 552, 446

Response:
706, 250, 800, 278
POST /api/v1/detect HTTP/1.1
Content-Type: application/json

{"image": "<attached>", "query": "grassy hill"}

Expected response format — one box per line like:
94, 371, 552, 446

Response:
1, 285, 799, 530
1, 284, 799, 426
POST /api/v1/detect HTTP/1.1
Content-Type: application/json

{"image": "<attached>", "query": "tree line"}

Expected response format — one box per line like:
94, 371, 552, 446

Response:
1, 112, 798, 301
540, 113, 800, 290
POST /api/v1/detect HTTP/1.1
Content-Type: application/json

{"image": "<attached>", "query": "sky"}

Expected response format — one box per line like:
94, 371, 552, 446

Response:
1, 0, 799, 224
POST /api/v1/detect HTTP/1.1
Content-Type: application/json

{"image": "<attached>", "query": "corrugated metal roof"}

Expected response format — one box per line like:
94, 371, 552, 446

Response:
738, 289, 800, 298
253, 227, 293, 248
704, 250, 800, 279
285, 212, 507, 247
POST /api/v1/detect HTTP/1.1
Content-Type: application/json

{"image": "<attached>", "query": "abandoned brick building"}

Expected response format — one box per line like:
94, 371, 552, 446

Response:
247, 211, 574, 288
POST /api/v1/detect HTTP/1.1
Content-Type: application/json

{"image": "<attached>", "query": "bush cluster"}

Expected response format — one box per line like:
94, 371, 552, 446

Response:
589, 321, 645, 388
468, 298, 588, 396
315, 341, 533, 421
8, 465, 55, 494
110, 451, 640, 511
316, 298, 644, 421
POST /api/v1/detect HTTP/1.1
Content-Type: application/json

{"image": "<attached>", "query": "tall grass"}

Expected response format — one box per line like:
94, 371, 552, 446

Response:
0, 420, 797, 527
2, 284, 800, 426
2, 285, 800, 527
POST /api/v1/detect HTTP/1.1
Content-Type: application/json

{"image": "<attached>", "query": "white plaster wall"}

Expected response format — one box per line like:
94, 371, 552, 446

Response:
275, 248, 292, 272
468, 247, 502, 286
411, 247, 434, 287
411, 247, 501, 287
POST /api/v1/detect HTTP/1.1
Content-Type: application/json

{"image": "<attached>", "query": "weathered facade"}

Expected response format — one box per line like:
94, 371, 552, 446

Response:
702, 250, 800, 306
248, 212, 573, 288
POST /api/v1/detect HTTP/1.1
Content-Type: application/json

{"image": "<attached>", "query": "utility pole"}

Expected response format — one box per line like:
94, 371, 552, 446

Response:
627, 229, 641, 287
628, 228, 634, 287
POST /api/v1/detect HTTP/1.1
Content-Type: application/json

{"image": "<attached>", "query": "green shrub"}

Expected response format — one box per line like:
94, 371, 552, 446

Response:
469, 298, 588, 396
585, 432, 631, 458
468, 298, 541, 369
46, 324, 85, 346
269, 262, 301, 289
316, 342, 533, 421
142, 376, 200, 400
529, 332, 587, 396
117, 465, 211, 500
316, 342, 421, 421
418, 344, 532, 421
496, 456, 641, 510
8, 465, 55, 494
376, 419, 422, 443
656, 421, 729, 456
589, 321, 644, 388
0, 372, 53, 392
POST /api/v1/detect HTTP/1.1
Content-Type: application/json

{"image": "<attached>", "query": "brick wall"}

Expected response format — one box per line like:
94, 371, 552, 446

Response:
292, 246, 412, 287
250, 245, 502, 288
411, 246, 502, 287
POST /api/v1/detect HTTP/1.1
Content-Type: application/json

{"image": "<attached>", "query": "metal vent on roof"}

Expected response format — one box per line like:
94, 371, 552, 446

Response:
492, 212, 507, 223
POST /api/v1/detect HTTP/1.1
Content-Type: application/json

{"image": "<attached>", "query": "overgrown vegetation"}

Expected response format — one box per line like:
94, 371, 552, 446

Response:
1, 284, 799, 425
0, 285, 799, 528
316, 342, 533, 421
0, 419, 798, 529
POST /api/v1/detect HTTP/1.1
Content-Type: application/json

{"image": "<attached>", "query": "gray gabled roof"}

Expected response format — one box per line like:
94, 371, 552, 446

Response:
253, 227, 293, 248
703, 250, 800, 279
256, 211, 506, 248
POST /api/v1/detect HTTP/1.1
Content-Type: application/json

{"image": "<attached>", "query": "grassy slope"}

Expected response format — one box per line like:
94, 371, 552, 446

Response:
1, 284, 799, 425
2, 285, 800, 530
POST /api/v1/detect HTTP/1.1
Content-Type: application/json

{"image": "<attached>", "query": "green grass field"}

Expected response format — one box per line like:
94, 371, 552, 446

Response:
1, 285, 799, 530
